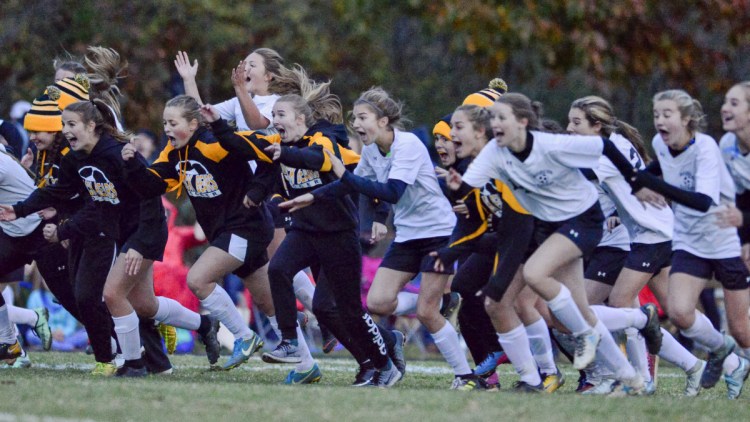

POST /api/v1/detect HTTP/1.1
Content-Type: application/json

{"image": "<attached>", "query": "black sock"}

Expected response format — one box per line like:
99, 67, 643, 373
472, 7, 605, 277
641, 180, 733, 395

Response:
197, 315, 211, 335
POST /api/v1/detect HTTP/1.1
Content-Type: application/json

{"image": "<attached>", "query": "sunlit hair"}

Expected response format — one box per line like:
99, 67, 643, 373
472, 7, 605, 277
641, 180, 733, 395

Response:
275, 66, 342, 126
353, 87, 409, 130
65, 99, 130, 143
453, 104, 492, 139
85, 46, 127, 121
653, 89, 706, 133
165, 95, 205, 125
495, 93, 541, 130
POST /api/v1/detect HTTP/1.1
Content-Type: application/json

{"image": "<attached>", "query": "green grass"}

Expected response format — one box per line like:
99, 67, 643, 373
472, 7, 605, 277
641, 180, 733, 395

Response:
2, 351, 750, 422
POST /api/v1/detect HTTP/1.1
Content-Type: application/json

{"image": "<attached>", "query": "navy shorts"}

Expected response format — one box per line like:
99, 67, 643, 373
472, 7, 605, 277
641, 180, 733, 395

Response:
624, 241, 672, 274
212, 231, 269, 278
527, 203, 604, 260
584, 246, 628, 286
670, 250, 750, 291
380, 236, 454, 275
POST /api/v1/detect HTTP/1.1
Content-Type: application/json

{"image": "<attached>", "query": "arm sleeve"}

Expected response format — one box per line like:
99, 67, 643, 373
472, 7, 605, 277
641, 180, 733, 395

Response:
55, 200, 101, 241
636, 172, 713, 212
210, 119, 275, 163
278, 144, 327, 171
340, 172, 407, 204
123, 152, 172, 199
372, 198, 391, 224
645, 160, 662, 176
245, 160, 280, 204
311, 179, 356, 201
600, 138, 639, 186
13, 157, 81, 217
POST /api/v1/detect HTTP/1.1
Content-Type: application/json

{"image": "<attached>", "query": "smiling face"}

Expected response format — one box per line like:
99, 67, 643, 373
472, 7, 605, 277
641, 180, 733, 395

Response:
434, 134, 456, 167
28, 131, 57, 151
653, 99, 691, 149
490, 102, 527, 149
351, 104, 388, 146
243, 52, 272, 96
272, 101, 307, 143
163, 106, 198, 149
450, 110, 485, 159
61, 110, 97, 154
566, 107, 600, 136
721, 85, 750, 135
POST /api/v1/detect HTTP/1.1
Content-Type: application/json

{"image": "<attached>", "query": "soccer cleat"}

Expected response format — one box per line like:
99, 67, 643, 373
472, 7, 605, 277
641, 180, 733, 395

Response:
450, 375, 487, 391
197, 316, 221, 365
581, 378, 616, 395
484, 372, 501, 391
440, 292, 463, 331
701, 334, 736, 389
512, 380, 544, 393
643, 380, 656, 396
390, 329, 406, 378
367, 360, 402, 388
321, 326, 339, 354
33, 308, 52, 351
115, 365, 149, 378
0, 340, 22, 361
261, 339, 301, 364
639, 304, 663, 355
2, 348, 31, 369
352, 365, 376, 387
91, 362, 117, 376
284, 363, 322, 385
573, 328, 601, 370
157, 323, 177, 355
474, 351, 507, 377
684, 360, 705, 397
542, 368, 566, 393
609, 374, 645, 397
725, 356, 750, 399
223, 334, 264, 370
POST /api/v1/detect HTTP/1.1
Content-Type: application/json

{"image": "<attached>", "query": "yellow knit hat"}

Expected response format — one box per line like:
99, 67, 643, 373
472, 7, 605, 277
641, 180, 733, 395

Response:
432, 114, 452, 141
47, 73, 90, 110
462, 78, 508, 107
23, 94, 62, 132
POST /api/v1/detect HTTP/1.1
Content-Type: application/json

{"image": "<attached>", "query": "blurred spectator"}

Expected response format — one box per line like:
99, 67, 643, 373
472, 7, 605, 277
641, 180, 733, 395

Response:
0, 118, 25, 159
26, 287, 88, 352
10, 100, 32, 155
132, 129, 160, 163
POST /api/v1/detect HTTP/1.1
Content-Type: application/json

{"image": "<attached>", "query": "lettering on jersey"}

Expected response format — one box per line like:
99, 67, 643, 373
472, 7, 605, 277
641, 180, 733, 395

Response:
480, 183, 504, 219
678, 171, 695, 191
282, 166, 322, 189
79, 166, 119, 204
534, 170, 554, 186
176, 160, 222, 198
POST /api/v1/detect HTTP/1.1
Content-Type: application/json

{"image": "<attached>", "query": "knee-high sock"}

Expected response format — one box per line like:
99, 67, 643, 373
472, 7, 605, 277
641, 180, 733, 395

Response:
293, 271, 315, 311
594, 320, 637, 381
545, 285, 590, 336
525, 318, 556, 374
680, 311, 723, 351
625, 327, 652, 383
497, 325, 542, 385
394, 292, 419, 316
431, 320, 472, 376
0, 305, 16, 343
112, 311, 141, 361
591, 305, 646, 331
199, 285, 253, 339
153, 296, 201, 330
658, 327, 698, 372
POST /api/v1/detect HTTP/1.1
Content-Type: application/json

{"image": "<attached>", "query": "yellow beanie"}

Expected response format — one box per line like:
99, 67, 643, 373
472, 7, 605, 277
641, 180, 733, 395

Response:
432, 114, 452, 141
462, 78, 508, 107
24, 94, 62, 132
47, 73, 90, 110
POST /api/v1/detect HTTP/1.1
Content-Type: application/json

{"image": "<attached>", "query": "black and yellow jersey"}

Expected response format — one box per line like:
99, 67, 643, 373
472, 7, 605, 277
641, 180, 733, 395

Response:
36, 143, 70, 188
125, 125, 274, 243
211, 119, 361, 233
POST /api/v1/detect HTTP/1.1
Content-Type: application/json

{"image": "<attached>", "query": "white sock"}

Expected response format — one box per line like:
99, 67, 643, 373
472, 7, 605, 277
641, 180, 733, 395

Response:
0, 305, 16, 343
594, 320, 637, 381
7, 304, 37, 326
739, 347, 750, 361
154, 296, 201, 330
591, 305, 647, 331
112, 311, 141, 361
545, 285, 590, 336
497, 325, 542, 386
295, 325, 315, 372
431, 320, 472, 376
267, 315, 282, 340
292, 271, 315, 311
525, 318, 556, 374
200, 285, 253, 339
724, 353, 741, 374
394, 292, 420, 316
680, 311, 723, 351
625, 327, 652, 383
658, 327, 698, 372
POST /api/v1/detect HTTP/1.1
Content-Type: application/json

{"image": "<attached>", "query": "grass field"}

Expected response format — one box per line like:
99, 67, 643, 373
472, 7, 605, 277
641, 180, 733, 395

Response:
2, 351, 750, 422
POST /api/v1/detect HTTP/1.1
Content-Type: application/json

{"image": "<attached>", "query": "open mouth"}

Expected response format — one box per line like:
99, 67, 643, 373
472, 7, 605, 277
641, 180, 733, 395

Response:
723, 115, 734, 124
657, 129, 669, 138
275, 126, 287, 138
436, 146, 449, 161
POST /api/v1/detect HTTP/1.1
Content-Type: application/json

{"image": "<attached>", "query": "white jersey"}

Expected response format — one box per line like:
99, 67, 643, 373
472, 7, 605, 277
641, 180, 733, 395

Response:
652, 132, 739, 259
719, 133, 750, 193
597, 184, 630, 250
355, 129, 455, 242
462, 131, 601, 222
595, 133, 673, 244
214, 94, 279, 132
0, 145, 42, 237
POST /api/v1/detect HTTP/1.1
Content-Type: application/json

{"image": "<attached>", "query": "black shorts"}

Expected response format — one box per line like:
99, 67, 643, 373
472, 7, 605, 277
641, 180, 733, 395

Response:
584, 246, 629, 286
527, 203, 604, 260
380, 236, 453, 275
624, 241, 672, 274
212, 231, 269, 278
0, 223, 47, 277
670, 250, 750, 291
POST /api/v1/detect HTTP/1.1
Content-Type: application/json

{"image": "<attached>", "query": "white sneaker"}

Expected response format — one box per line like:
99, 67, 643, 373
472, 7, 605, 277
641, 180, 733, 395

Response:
581, 378, 616, 395
684, 360, 705, 397
573, 328, 601, 370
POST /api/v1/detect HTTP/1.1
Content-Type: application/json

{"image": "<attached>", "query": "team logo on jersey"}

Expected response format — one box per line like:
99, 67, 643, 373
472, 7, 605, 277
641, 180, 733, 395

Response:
678, 171, 695, 191
534, 170, 554, 186
176, 160, 222, 198
480, 183, 504, 218
42, 164, 61, 185
79, 166, 119, 204
282, 166, 322, 189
